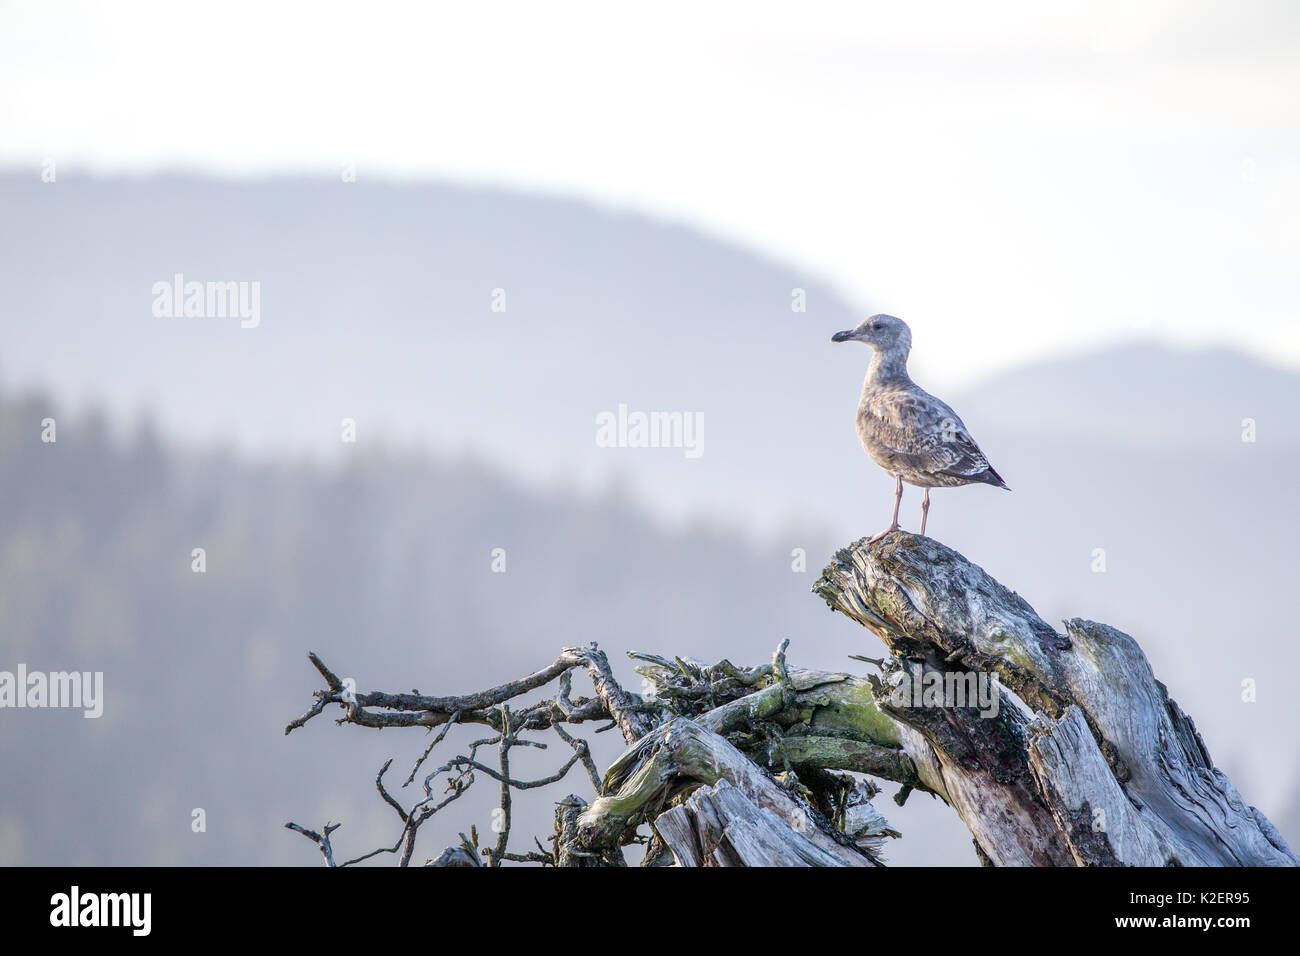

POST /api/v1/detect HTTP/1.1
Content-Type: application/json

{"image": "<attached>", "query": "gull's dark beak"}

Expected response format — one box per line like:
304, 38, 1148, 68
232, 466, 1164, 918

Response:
831, 329, 856, 343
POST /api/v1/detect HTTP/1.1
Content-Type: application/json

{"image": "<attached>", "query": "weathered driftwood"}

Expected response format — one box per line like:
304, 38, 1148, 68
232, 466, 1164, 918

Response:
428, 845, 479, 867
577, 715, 879, 866
288, 532, 1294, 867
655, 779, 855, 866
812, 532, 1299, 867
285, 636, 896, 865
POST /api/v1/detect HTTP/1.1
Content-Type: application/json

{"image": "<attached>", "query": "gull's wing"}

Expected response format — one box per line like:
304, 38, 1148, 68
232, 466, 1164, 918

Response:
858, 387, 1001, 483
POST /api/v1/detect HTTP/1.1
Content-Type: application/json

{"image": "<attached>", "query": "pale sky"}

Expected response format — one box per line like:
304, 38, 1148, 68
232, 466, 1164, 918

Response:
2, 0, 1297, 385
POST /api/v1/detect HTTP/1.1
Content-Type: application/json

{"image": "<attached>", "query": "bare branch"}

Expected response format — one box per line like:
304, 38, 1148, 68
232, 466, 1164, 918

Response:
284, 821, 340, 866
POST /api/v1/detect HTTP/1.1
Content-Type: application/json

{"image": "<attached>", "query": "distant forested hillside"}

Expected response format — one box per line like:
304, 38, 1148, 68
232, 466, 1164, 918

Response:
0, 389, 982, 864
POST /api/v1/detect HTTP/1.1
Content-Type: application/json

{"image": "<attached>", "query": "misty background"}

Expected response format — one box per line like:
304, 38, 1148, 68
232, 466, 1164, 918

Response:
1, 1, 1298, 865
1, 175, 1297, 865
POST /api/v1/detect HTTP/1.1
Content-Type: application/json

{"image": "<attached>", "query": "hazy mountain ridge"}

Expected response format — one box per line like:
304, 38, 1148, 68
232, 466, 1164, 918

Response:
4, 175, 1298, 539
957, 342, 1300, 449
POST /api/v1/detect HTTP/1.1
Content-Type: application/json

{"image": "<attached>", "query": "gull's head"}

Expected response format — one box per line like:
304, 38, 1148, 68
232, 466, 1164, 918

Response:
831, 314, 911, 352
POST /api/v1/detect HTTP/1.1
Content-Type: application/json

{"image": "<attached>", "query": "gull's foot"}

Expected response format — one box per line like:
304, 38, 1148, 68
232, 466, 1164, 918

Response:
868, 524, 901, 545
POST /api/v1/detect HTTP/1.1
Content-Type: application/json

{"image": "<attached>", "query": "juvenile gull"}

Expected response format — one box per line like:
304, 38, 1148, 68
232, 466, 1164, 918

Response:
831, 314, 1008, 542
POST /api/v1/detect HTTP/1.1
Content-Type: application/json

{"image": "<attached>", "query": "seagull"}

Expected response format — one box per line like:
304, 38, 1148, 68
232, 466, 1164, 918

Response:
831, 314, 1008, 542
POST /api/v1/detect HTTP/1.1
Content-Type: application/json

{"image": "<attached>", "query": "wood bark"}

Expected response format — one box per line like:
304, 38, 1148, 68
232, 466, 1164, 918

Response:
811, 532, 1298, 866
577, 715, 880, 866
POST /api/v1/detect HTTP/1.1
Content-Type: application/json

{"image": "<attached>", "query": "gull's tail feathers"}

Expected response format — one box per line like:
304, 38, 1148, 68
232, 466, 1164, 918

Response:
980, 466, 1010, 490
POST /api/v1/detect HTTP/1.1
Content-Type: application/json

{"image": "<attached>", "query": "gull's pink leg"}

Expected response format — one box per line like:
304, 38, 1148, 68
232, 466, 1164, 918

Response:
870, 476, 904, 544
920, 487, 930, 536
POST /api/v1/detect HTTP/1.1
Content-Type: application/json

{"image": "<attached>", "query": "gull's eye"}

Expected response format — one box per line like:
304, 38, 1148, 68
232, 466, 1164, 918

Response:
870, 323, 881, 331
